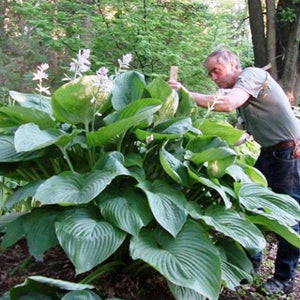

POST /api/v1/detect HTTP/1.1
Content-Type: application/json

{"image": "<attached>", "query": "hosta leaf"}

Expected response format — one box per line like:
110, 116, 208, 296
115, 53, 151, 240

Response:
97, 188, 152, 237
187, 166, 232, 208
0, 135, 46, 162
146, 77, 172, 101
134, 129, 181, 141
1, 214, 26, 250
23, 207, 60, 258
62, 290, 102, 300
35, 169, 126, 205
51, 75, 102, 125
168, 281, 206, 300
197, 120, 244, 146
5, 180, 44, 208
55, 207, 126, 274
130, 220, 221, 300
9, 90, 52, 115
154, 117, 197, 135
237, 183, 300, 226
207, 155, 236, 178
111, 71, 146, 110
14, 123, 79, 152
87, 104, 161, 146
203, 206, 265, 255
0, 106, 55, 129
225, 164, 267, 186
138, 180, 187, 237
154, 90, 179, 126
175, 88, 197, 119
159, 142, 189, 186
247, 214, 300, 248
9, 276, 94, 299
189, 147, 236, 165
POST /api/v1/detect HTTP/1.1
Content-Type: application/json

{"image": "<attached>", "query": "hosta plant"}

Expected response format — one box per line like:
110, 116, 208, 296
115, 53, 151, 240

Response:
1, 50, 300, 300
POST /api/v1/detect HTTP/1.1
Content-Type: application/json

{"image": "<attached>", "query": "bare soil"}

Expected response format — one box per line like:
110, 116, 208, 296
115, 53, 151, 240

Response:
0, 234, 300, 299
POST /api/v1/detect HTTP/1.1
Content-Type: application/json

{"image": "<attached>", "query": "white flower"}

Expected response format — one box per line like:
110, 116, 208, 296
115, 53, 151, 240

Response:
68, 49, 91, 78
32, 63, 49, 81
93, 67, 113, 93
118, 53, 132, 70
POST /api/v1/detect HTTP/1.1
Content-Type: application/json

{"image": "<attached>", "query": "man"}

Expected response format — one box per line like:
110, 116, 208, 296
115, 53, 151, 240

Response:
168, 49, 300, 295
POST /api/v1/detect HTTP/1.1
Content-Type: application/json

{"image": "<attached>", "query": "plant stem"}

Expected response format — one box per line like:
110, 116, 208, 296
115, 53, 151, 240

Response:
79, 261, 125, 284
59, 147, 74, 172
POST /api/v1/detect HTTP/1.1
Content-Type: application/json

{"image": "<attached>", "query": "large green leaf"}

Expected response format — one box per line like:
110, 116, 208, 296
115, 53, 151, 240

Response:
62, 290, 102, 300
96, 188, 152, 237
87, 104, 161, 146
9, 90, 52, 115
35, 169, 125, 205
153, 90, 179, 126
0, 135, 46, 162
207, 155, 236, 178
225, 164, 267, 186
5, 180, 44, 208
0, 106, 55, 129
14, 123, 79, 152
197, 120, 244, 146
9, 276, 94, 300
218, 246, 253, 290
23, 207, 60, 258
138, 180, 187, 237
130, 220, 221, 300
168, 281, 206, 300
189, 146, 236, 165
55, 207, 126, 274
186, 166, 232, 208
159, 142, 189, 186
111, 71, 146, 110
202, 206, 265, 255
146, 77, 172, 101
51, 75, 101, 125
237, 183, 300, 226
247, 214, 300, 248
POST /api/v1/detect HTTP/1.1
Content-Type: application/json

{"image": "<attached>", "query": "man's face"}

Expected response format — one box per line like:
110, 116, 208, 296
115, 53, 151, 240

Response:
206, 56, 238, 89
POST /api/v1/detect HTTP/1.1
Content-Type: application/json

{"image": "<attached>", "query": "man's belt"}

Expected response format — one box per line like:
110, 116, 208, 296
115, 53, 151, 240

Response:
262, 139, 299, 152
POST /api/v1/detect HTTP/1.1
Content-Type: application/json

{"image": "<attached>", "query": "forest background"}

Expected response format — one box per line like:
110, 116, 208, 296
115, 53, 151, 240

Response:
0, 0, 299, 106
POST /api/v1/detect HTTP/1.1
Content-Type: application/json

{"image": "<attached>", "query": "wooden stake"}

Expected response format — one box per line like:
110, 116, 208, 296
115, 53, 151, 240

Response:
169, 66, 178, 81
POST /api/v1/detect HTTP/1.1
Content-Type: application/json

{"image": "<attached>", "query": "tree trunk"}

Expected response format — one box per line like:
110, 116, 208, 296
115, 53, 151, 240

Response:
266, 0, 277, 79
276, 0, 300, 104
247, 0, 268, 67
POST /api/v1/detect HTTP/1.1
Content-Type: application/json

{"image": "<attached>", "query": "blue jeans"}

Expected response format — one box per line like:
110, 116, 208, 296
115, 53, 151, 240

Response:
254, 146, 300, 280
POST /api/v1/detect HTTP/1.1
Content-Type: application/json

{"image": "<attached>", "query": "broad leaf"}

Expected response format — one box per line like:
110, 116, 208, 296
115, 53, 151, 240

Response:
138, 180, 187, 237
5, 180, 44, 208
247, 214, 300, 248
187, 166, 232, 208
130, 220, 221, 300
0, 106, 55, 129
197, 120, 244, 146
0, 135, 46, 162
62, 290, 102, 300
111, 71, 146, 110
146, 77, 172, 101
237, 183, 300, 226
168, 281, 206, 300
9, 90, 52, 115
87, 104, 161, 146
55, 207, 126, 274
207, 155, 236, 178
189, 146, 236, 165
203, 206, 265, 255
159, 142, 189, 186
51, 75, 103, 125
97, 188, 152, 237
14, 123, 79, 152
35, 169, 126, 205
23, 207, 60, 258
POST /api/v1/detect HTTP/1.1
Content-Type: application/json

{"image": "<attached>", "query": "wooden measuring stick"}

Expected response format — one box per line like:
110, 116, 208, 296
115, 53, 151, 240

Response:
169, 66, 178, 81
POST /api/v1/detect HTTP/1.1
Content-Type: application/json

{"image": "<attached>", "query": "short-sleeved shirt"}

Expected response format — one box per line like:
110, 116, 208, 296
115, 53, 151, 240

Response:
235, 67, 300, 147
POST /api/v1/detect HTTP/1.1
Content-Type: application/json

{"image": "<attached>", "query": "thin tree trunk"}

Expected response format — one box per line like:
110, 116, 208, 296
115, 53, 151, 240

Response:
266, 0, 278, 79
247, 0, 268, 67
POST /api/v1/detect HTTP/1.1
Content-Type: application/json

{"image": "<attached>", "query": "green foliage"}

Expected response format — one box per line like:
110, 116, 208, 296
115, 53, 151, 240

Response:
1, 54, 300, 300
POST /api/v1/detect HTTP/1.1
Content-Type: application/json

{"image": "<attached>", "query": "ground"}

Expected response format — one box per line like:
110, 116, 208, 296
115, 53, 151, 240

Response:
0, 234, 300, 299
